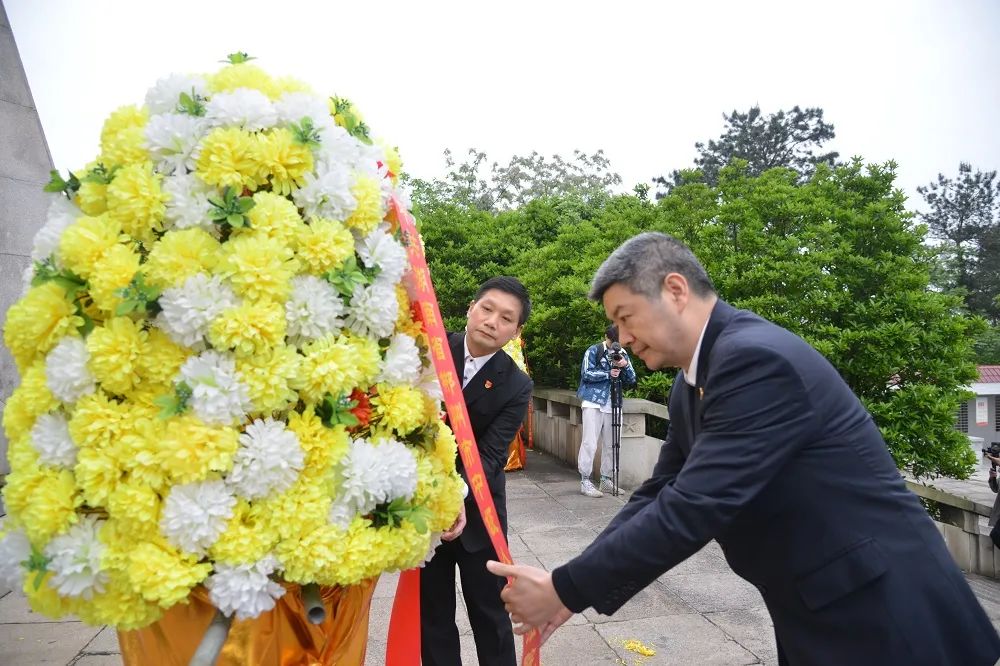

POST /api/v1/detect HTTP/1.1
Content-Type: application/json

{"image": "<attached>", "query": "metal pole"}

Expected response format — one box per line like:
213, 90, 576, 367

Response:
302, 583, 326, 624
610, 375, 622, 497
189, 610, 232, 666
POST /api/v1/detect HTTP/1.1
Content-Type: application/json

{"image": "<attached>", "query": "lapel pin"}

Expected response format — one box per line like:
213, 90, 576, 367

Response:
484, 380, 493, 389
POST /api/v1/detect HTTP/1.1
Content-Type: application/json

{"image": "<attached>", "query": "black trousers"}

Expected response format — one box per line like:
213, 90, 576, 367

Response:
419, 537, 515, 666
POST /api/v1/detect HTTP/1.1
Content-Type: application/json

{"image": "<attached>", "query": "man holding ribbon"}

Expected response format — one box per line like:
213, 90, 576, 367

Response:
421, 276, 533, 666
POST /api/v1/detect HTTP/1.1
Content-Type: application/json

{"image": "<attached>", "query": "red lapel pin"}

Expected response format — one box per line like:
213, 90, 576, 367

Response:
484, 380, 493, 389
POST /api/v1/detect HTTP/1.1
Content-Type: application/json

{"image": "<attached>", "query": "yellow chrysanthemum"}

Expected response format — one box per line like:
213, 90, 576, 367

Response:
432, 422, 459, 471
106, 480, 161, 539
414, 451, 464, 533
105, 162, 167, 245
254, 128, 313, 196
117, 416, 169, 492
344, 334, 382, 387
3, 465, 79, 545
208, 499, 278, 566
286, 409, 349, 473
258, 474, 331, 543
68, 390, 131, 451
75, 443, 122, 507
394, 285, 425, 339
7, 435, 39, 473
58, 213, 122, 279
293, 334, 371, 404
24, 573, 79, 619
293, 218, 354, 275
378, 140, 403, 184
3, 282, 83, 371
2, 360, 59, 444
344, 174, 384, 234
100, 105, 149, 167
158, 415, 238, 484
143, 228, 221, 289
76, 179, 109, 216
78, 574, 163, 630
86, 317, 148, 395
217, 234, 298, 302
372, 384, 427, 436
209, 63, 278, 98
277, 523, 343, 584
271, 75, 312, 97
195, 127, 261, 191
235, 345, 301, 413
233, 191, 303, 246
136, 328, 189, 386
126, 539, 211, 606
88, 243, 141, 313
209, 300, 286, 358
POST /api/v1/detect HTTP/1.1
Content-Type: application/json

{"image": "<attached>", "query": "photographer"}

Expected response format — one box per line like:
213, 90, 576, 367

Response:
576, 325, 636, 497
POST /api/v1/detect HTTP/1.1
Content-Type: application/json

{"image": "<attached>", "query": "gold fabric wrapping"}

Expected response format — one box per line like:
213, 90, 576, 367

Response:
505, 430, 526, 472
118, 579, 376, 666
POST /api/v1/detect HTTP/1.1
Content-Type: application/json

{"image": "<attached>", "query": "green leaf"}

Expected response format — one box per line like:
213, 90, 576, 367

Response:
316, 392, 359, 428
154, 382, 192, 419
80, 163, 118, 185
324, 255, 371, 298
114, 273, 161, 316
177, 90, 207, 117
290, 117, 322, 149
23, 547, 50, 591
224, 52, 256, 64
44, 169, 80, 198
208, 186, 255, 229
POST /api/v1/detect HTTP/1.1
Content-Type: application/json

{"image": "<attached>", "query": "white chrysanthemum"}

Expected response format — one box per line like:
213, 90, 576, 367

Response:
45, 336, 96, 403
327, 499, 355, 530
205, 89, 277, 132
226, 418, 304, 500
162, 173, 216, 233
30, 413, 77, 469
285, 275, 344, 346
358, 226, 408, 287
345, 281, 398, 339
418, 366, 444, 402
314, 124, 365, 173
205, 556, 285, 620
391, 184, 414, 213
160, 480, 237, 555
337, 436, 418, 516
44, 516, 108, 600
352, 142, 387, 177
32, 195, 80, 262
0, 524, 30, 591
156, 273, 239, 348
145, 112, 207, 175
422, 534, 443, 565
292, 167, 356, 222
178, 350, 253, 426
145, 73, 210, 115
274, 92, 335, 129
377, 333, 422, 386
20, 264, 34, 296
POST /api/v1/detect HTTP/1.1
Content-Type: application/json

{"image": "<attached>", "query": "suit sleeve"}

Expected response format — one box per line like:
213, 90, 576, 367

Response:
552, 345, 815, 614
478, 374, 532, 479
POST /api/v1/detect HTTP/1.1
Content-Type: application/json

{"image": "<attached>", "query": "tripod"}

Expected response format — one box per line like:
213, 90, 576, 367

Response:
609, 371, 623, 497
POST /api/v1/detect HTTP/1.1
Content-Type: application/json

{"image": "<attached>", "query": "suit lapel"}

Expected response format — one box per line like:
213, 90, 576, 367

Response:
464, 352, 507, 405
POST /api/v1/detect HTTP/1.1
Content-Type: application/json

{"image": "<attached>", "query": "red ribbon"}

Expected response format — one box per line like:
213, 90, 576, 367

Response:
385, 197, 541, 666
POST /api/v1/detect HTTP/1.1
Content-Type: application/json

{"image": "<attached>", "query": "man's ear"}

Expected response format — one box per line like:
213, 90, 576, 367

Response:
662, 273, 689, 303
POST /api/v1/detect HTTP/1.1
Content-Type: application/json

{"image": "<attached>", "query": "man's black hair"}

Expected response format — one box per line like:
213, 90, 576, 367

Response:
605, 325, 619, 342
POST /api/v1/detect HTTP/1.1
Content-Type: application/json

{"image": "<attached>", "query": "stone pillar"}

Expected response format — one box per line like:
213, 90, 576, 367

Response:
0, 0, 55, 474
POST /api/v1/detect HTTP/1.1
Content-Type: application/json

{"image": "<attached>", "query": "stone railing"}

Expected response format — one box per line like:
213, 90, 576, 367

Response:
905, 480, 998, 580
529, 388, 667, 489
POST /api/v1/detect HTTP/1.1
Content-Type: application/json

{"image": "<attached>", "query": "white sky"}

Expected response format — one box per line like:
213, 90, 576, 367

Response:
7, 0, 1000, 207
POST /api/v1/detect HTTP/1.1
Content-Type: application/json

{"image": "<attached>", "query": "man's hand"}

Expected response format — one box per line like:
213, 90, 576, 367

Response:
486, 560, 571, 642
441, 505, 466, 541
610, 368, 621, 378
987, 454, 1000, 466
614, 357, 628, 368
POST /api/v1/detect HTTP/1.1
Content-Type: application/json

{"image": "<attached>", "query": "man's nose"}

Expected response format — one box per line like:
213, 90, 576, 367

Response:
618, 327, 634, 345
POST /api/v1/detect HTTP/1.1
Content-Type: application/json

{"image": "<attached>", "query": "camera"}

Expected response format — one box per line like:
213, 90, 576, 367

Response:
608, 342, 625, 366
984, 442, 1000, 457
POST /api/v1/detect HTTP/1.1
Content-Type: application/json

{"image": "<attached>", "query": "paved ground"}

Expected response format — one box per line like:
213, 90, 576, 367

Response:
2, 449, 1000, 665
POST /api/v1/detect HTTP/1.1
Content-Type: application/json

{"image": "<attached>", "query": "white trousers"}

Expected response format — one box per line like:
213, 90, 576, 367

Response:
578, 407, 613, 480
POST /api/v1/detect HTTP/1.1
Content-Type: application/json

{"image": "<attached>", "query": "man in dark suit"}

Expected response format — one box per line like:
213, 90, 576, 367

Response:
489, 233, 1000, 665
421, 276, 533, 666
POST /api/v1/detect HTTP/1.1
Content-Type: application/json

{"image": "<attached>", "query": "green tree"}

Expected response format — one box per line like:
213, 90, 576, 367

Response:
654, 106, 838, 195
410, 148, 621, 213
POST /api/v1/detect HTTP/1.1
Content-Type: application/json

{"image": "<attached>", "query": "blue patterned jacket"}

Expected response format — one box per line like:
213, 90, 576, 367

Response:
576, 342, 636, 406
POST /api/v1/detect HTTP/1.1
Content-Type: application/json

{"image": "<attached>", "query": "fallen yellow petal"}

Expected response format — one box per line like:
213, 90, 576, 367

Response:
622, 639, 656, 657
